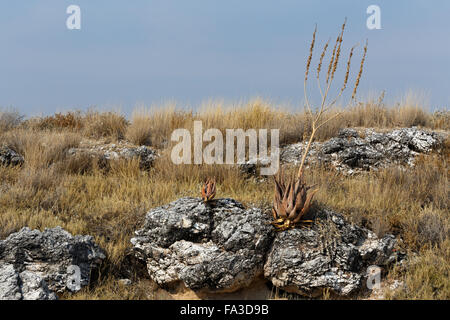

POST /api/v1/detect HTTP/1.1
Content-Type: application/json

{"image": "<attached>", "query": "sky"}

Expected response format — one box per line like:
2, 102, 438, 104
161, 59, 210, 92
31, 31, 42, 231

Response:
0, 0, 449, 116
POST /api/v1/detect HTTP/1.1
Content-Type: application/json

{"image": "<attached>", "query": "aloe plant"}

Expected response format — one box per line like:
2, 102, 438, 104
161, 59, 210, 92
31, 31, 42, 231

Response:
201, 177, 216, 202
272, 20, 367, 231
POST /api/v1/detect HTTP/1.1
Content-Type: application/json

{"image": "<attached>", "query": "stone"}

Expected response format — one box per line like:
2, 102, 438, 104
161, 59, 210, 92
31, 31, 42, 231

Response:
264, 208, 397, 297
119, 146, 158, 170
0, 264, 22, 300
118, 279, 132, 286
238, 157, 272, 176
67, 142, 158, 170
19, 270, 57, 300
280, 127, 445, 174
337, 128, 359, 139
131, 197, 274, 293
132, 196, 402, 298
388, 127, 442, 153
0, 146, 24, 167
0, 227, 105, 300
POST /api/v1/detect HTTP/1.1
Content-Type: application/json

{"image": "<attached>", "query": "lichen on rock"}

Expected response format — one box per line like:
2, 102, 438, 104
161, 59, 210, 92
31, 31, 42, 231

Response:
131, 197, 274, 293
0, 146, 24, 167
280, 127, 445, 174
0, 227, 105, 300
264, 208, 398, 297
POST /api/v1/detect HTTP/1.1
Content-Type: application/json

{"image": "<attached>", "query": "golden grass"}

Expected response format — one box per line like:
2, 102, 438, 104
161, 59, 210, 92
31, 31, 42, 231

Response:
386, 239, 450, 300
0, 108, 23, 134
1, 129, 81, 169
83, 110, 129, 140
63, 278, 171, 300
24, 110, 128, 141
0, 100, 448, 300
126, 104, 193, 148
124, 96, 446, 147
12, 95, 446, 147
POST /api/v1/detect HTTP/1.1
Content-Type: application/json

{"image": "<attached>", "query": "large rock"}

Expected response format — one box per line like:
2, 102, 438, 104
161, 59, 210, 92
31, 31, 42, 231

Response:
67, 142, 158, 170
132, 197, 401, 298
0, 227, 105, 300
118, 146, 158, 170
281, 127, 445, 174
264, 208, 398, 297
131, 197, 274, 293
0, 146, 24, 167
238, 157, 273, 177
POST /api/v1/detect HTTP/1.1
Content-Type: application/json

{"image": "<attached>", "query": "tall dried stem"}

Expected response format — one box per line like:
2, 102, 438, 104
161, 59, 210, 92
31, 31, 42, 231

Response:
298, 20, 367, 178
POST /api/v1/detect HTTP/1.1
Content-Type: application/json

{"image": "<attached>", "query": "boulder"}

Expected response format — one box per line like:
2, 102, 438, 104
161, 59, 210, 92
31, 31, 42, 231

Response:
280, 141, 323, 167
132, 196, 401, 298
0, 227, 105, 300
238, 156, 272, 176
0, 146, 24, 167
387, 127, 442, 153
281, 127, 444, 174
67, 143, 158, 170
119, 146, 158, 170
131, 197, 274, 293
264, 208, 398, 297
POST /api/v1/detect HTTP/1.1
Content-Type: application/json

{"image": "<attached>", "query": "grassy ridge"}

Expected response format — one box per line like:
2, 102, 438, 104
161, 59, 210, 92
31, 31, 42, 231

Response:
0, 99, 448, 299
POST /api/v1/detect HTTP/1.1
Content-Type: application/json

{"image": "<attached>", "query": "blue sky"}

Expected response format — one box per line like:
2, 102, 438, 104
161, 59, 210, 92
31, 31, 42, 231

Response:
0, 0, 449, 116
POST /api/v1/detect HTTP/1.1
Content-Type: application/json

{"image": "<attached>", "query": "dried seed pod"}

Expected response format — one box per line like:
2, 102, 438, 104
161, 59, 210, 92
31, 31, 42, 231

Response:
305, 25, 317, 82
317, 39, 330, 79
352, 39, 368, 100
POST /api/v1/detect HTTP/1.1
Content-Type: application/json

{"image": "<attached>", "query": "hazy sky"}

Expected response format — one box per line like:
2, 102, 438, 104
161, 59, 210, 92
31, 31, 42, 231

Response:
0, 0, 449, 116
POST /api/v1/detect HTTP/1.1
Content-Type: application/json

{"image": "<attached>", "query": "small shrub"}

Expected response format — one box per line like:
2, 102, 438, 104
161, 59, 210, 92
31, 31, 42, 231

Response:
55, 152, 98, 175
402, 207, 449, 249
0, 108, 24, 133
17, 167, 59, 192
1, 129, 81, 169
126, 110, 153, 146
388, 241, 450, 300
83, 111, 129, 140
37, 111, 84, 130
431, 110, 450, 130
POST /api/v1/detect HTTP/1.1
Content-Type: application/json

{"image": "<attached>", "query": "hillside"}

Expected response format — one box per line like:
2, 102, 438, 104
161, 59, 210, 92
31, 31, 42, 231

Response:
0, 99, 448, 300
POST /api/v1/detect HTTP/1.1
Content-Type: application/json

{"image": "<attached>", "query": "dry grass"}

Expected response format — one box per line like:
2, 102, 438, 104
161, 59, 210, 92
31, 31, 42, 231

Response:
305, 156, 448, 244
83, 110, 129, 140
386, 239, 450, 300
1, 129, 81, 169
34, 111, 84, 131
125, 96, 447, 148
0, 108, 24, 134
126, 104, 192, 147
24, 110, 128, 142
10, 95, 447, 147
0, 100, 448, 300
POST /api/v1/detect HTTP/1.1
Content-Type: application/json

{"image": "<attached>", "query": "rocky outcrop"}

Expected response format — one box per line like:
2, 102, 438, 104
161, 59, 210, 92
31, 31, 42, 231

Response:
0, 264, 56, 300
0, 227, 105, 300
0, 146, 24, 167
281, 127, 445, 174
131, 197, 274, 293
264, 208, 398, 297
118, 146, 158, 170
238, 157, 272, 177
67, 141, 158, 170
132, 197, 400, 298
